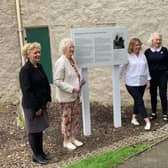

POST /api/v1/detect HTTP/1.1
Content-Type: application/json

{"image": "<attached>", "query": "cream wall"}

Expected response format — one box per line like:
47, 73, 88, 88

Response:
0, 0, 20, 104
1, 0, 168, 104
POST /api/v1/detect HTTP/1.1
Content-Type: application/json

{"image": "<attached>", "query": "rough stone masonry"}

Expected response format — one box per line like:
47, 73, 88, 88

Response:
1, 0, 168, 105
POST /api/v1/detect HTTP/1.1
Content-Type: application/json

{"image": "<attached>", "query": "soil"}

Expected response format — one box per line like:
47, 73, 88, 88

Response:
0, 103, 166, 168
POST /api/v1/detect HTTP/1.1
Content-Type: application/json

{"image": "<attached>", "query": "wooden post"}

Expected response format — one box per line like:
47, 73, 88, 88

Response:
112, 65, 122, 127
81, 68, 91, 136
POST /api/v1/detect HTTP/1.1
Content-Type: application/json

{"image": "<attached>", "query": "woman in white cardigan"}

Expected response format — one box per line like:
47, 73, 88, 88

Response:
54, 38, 84, 150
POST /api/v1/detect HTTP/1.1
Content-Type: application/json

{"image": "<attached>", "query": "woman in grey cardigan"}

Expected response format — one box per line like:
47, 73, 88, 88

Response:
54, 38, 84, 150
19, 42, 51, 164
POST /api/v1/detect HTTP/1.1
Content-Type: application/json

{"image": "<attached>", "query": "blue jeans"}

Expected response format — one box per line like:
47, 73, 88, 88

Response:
126, 85, 147, 119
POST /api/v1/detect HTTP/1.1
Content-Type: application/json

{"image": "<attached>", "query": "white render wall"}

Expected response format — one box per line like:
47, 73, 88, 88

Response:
1, 0, 168, 104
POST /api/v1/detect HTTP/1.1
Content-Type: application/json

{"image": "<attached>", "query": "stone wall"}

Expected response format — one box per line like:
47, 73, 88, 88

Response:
1, 0, 168, 105
0, 0, 20, 105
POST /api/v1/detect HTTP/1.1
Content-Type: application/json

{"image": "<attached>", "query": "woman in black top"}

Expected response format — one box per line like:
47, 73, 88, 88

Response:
19, 42, 51, 164
145, 33, 168, 121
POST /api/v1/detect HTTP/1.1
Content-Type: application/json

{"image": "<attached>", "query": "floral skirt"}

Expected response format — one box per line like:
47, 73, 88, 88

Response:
59, 98, 81, 137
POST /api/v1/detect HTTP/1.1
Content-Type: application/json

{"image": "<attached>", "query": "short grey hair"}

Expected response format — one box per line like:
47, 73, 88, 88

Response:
148, 32, 162, 47
59, 38, 73, 55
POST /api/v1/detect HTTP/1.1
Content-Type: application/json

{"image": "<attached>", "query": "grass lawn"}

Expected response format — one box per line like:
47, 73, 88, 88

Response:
63, 144, 152, 168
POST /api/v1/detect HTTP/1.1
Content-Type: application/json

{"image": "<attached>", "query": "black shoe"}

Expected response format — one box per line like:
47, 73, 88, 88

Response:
32, 154, 48, 164
41, 152, 52, 160
162, 115, 168, 121
149, 113, 157, 120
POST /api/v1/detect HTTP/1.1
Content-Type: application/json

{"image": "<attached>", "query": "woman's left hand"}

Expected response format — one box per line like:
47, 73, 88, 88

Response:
46, 101, 52, 109
146, 80, 150, 89
73, 87, 80, 94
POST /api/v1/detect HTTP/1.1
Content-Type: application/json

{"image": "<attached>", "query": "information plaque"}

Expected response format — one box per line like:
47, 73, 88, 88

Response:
71, 27, 128, 68
70, 27, 127, 135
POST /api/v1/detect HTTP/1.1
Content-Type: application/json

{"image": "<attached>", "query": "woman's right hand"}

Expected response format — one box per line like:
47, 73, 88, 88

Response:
35, 108, 42, 116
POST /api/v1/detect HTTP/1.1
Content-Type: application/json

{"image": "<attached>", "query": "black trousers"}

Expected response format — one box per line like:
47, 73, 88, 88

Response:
150, 72, 167, 115
28, 132, 44, 156
126, 85, 147, 119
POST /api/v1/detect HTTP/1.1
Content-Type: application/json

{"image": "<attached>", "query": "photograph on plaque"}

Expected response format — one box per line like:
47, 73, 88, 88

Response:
113, 34, 125, 49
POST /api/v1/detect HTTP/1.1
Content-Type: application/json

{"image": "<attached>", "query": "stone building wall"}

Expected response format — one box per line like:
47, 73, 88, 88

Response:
0, 0, 20, 104
1, 0, 168, 105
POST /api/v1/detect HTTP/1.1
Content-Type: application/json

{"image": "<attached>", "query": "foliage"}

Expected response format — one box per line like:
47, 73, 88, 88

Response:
16, 105, 25, 129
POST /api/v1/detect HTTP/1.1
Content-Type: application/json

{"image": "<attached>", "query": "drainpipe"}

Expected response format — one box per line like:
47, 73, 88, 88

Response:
15, 0, 25, 65
15, 0, 25, 128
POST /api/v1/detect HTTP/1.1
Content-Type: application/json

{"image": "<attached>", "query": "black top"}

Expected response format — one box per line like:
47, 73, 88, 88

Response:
19, 61, 51, 111
144, 47, 168, 74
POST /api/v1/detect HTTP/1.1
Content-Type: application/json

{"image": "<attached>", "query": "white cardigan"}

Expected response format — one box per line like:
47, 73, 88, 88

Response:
54, 55, 80, 103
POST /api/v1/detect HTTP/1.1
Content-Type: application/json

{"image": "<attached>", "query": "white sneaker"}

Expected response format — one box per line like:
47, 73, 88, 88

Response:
63, 142, 76, 150
131, 118, 140, 126
72, 139, 83, 147
144, 122, 151, 130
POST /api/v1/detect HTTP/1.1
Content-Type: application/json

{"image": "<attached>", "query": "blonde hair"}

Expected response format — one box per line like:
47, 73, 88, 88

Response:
59, 38, 73, 55
21, 42, 41, 59
128, 38, 142, 54
148, 32, 162, 47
